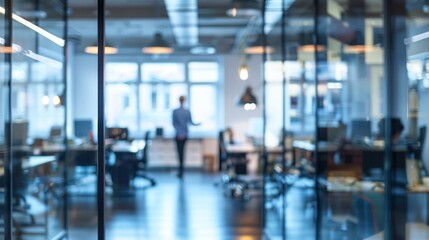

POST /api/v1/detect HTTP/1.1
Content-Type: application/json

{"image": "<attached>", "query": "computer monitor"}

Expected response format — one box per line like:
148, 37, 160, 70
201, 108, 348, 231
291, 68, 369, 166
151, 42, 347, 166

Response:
348, 119, 371, 141
317, 125, 346, 142
49, 126, 63, 138
106, 127, 128, 141
5, 121, 29, 146
74, 119, 93, 138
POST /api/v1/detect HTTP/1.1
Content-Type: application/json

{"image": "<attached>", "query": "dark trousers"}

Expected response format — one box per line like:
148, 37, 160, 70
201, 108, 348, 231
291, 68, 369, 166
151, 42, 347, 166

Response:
175, 137, 187, 176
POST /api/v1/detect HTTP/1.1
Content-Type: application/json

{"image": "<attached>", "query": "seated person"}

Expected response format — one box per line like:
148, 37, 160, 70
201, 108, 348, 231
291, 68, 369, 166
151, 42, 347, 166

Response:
225, 127, 236, 145
377, 117, 404, 144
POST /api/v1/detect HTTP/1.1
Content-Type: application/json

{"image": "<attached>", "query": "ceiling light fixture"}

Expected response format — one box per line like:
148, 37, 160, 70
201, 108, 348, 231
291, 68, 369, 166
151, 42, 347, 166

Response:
245, 35, 274, 54
297, 32, 326, 53
343, 31, 374, 54
238, 45, 249, 80
85, 43, 118, 55
239, 64, 249, 80
142, 32, 174, 54
238, 86, 257, 110
226, 0, 261, 18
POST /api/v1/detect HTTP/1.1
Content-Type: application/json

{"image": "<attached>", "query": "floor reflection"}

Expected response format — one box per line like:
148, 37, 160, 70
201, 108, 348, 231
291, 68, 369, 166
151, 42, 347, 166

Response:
68, 171, 263, 240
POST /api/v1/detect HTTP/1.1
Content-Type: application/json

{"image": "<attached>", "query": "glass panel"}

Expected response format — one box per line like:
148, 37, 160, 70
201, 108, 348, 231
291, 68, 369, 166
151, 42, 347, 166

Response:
141, 62, 185, 82
190, 85, 216, 134
400, 0, 429, 239
106, 83, 138, 136
31, 62, 62, 82
316, 0, 385, 239
106, 62, 138, 83
263, 0, 319, 239
11, 0, 67, 239
67, 0, 99, 238
188, 62, 219, 82
0, 0, 7, 238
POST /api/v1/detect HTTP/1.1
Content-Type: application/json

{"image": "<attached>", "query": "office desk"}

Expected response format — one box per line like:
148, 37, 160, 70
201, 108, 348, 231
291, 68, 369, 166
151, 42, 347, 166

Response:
0, 155, 57, 176
292, 140, 413, 179
224, 144, 292, 174
364, 223, 429, 240
109, 142, 146, 188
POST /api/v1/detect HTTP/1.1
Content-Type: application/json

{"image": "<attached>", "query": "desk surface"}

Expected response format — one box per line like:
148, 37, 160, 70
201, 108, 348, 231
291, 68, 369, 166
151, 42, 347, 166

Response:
293, 140, 410, 152
13, 141, 146, 154
0, 155, 57, 176
226, 144, 291, 154
364, 223, 429, 240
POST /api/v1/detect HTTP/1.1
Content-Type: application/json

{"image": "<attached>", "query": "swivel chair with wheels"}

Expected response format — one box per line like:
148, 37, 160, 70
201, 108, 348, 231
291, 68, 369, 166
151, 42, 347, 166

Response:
217, 130, 251, 199
133, 131, 156, 187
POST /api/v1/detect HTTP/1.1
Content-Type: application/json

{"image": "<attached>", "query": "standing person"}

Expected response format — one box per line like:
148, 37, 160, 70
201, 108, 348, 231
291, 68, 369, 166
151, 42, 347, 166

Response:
172, 96, 199, 178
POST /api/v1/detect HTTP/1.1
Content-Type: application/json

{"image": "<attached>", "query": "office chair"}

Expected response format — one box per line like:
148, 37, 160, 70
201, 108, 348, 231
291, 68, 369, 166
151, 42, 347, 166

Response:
418, 125, 427, 177
133, 131, 156, 187
0, 158, 36, 225
216, 130, 251, 199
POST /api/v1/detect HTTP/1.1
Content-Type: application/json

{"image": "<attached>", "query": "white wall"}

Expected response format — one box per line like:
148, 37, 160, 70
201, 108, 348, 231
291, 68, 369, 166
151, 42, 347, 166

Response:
72, 55, 98, 136
223, 54, 263, 143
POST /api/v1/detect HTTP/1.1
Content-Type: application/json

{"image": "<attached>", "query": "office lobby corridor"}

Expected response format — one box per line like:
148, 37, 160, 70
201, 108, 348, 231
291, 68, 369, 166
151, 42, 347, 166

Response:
68, 172, 264, 240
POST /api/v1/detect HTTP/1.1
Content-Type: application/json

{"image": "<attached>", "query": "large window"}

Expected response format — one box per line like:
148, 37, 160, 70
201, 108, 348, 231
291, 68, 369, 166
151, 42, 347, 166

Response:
106, 60, 220, 138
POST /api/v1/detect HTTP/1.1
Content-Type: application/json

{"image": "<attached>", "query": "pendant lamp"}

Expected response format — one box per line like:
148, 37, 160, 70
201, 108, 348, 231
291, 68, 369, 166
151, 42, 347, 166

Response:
245, 34, 274, 54
238, 86, 257, 110
85, 42, 118, 54
142, 32, 174, 54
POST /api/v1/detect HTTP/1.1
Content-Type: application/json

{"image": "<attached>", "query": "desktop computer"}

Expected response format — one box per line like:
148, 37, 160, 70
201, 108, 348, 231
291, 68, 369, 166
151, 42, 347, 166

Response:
74, 119, 93, 139
5, 121, 29, 146
348, 119, 371, 142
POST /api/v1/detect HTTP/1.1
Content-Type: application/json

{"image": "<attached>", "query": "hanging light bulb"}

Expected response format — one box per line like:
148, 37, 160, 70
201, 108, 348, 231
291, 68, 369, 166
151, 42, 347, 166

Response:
239, 64, 249, 80
52, 95, 61, 107
42, 94, 49, 106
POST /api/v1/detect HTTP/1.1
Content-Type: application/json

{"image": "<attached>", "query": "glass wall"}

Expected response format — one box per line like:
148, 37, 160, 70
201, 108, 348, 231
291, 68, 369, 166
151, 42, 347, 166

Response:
396, 0, 429, 239
0, 0, 68, 239
263, 0, 317, 239
315, 0, 386, 239
264, 0, 429, 239
0, 0, 8, 238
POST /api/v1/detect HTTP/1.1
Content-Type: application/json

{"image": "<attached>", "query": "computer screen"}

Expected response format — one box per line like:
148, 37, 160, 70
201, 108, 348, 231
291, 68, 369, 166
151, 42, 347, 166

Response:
49, 126, 63, 138
106, 127, 128, 140
317, 125, 346, 142
5, 121, 29, 146
348, 119, 371, 141
74, 119, 93, 138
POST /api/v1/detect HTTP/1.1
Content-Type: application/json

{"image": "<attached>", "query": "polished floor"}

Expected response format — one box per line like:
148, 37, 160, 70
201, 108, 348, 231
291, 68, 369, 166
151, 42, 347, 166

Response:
68, 171, 265, 240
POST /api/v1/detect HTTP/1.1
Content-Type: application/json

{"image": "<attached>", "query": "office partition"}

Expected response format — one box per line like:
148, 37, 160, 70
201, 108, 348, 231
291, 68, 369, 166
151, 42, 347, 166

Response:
262, 0, 429, 239
0, 0, 69, 239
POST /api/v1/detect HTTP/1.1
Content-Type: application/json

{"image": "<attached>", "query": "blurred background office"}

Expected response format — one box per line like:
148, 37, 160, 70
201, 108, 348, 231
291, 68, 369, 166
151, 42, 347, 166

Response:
1, 0, 429, 239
